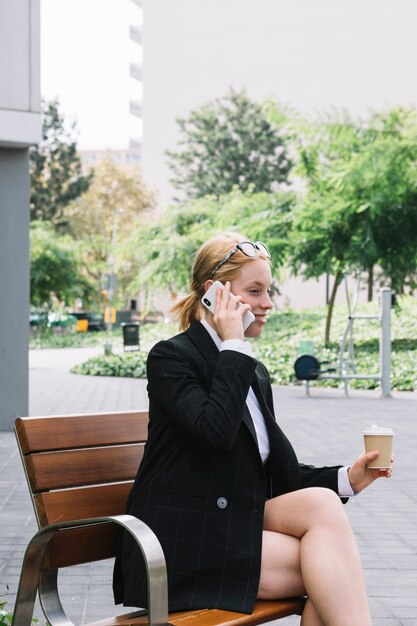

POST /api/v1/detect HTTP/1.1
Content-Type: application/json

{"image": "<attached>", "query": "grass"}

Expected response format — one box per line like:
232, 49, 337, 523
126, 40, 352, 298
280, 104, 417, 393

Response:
29, 327, 121, 349
67, 296, 417, 391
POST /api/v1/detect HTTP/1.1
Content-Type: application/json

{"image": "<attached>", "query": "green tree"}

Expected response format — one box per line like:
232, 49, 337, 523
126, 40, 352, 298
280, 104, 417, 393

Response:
30, 222, 92, 308
166, 89, 292, 199
64, 156, 156, 305
30, 99, 92, 224
342, 108, 417, 296
290, 195, 356, 342
292, 107, 417, 341
126, 187, 295, 304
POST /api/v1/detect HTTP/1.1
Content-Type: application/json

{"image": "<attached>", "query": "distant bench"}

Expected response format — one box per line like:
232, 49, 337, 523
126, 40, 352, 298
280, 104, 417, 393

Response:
13, 410, 306, 626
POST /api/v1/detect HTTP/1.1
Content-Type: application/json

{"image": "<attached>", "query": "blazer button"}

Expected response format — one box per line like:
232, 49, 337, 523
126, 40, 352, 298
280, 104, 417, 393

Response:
217, 497, 228, 509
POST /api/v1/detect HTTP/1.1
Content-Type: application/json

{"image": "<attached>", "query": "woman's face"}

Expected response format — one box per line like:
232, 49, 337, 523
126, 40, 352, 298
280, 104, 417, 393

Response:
230, 257, 273, 338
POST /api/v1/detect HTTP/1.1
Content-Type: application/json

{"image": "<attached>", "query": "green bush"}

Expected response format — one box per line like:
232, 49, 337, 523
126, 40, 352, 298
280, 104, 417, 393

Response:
29, 320, 174, 350
0, 598, 39, 625
72, 351, 148, 378
71, 296, 417, 391
30, 327, 115, 350
0, 600, 12, 626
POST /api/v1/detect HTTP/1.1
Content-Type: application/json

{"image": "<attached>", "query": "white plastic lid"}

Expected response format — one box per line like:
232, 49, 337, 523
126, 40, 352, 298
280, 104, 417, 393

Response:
363, 424, 394, 435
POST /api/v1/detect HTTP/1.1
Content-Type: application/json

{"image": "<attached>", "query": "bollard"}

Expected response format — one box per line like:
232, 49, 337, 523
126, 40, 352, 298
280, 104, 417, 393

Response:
380, 288, 391, 398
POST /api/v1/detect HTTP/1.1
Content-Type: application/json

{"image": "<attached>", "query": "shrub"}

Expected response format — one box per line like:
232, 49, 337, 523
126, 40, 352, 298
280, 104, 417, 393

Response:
72, 352, 148, 378
71, 296, 417, 391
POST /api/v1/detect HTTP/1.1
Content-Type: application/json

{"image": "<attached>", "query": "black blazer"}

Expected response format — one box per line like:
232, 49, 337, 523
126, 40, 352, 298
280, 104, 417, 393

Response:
113, 321, 342, 614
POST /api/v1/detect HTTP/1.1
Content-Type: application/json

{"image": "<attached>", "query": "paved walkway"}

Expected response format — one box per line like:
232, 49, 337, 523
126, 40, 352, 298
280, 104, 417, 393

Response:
1, 347, 416, 625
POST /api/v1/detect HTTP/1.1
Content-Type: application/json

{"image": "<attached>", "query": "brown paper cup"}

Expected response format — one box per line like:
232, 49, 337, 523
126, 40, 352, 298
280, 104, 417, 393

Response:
363, 425, 394, 469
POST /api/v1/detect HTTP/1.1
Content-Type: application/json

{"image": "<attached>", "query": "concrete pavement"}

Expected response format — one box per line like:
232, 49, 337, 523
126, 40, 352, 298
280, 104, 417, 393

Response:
1, 347, 416, 625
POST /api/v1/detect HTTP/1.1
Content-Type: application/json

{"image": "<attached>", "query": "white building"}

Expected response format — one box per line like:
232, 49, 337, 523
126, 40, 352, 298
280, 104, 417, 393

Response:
129, 0, 143, 159
41, 0, 143, 157
79, 148, 141, 171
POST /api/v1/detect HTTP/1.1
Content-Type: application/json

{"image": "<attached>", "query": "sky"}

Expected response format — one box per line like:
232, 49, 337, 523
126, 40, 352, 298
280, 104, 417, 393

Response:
41, 0, 417, 152
41, 0, 143, 150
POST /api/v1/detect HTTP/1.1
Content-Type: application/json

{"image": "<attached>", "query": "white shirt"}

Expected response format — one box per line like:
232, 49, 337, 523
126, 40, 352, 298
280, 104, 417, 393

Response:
200, 319, 355, 498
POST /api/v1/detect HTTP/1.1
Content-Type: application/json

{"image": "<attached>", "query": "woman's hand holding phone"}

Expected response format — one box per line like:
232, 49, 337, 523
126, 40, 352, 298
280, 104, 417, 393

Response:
201, 281, 254, 341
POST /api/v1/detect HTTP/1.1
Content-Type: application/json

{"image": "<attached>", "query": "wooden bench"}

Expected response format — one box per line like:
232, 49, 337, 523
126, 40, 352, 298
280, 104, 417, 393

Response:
13, 410, 306, 626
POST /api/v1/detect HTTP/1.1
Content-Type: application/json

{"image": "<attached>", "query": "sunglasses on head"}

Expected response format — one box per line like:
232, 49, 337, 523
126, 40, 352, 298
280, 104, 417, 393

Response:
208, 241, 270, 280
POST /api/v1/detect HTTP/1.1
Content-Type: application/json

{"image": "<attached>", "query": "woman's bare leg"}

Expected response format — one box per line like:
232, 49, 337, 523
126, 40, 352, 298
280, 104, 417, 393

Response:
300, 599, 326, 626
258, 530, 325, 625
259, 487, 372, 626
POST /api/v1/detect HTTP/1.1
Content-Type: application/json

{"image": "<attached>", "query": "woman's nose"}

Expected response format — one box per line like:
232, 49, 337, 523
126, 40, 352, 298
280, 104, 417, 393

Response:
262, 293, 273, 309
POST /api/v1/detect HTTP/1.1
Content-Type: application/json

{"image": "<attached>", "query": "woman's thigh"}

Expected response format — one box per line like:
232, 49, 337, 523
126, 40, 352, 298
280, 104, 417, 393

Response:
263, 487, 347, 538
258, 530, 305, 599
258, 488, 348, 599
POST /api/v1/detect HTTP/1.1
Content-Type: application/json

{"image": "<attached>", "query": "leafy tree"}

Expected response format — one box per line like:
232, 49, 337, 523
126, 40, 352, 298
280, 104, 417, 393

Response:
64, 156, 156, 305
30, 99, 92, 224
126, 187, 295, 306
166, 89, 292, 199
30, 222, 93, 308
290, 196, 357, 342
342, 108, 417, 296
292, 107, 417, 341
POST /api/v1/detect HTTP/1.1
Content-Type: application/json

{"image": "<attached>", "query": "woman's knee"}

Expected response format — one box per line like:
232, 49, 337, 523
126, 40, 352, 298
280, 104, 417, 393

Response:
264, 487, 349, 537
302, 487, 349, 528
304, 486, 342, 507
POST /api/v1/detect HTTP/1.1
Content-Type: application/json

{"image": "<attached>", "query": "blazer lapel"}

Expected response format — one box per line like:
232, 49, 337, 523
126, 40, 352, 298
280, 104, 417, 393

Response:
242, 404, 259, 447
185, 320, 219, 373
186, 321, 260, 446
251, 365, 276, 425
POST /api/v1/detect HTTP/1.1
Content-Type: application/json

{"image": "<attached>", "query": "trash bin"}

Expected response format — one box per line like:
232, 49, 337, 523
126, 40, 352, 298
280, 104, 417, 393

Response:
76, 319, 89, 333
121, 322, 140, 351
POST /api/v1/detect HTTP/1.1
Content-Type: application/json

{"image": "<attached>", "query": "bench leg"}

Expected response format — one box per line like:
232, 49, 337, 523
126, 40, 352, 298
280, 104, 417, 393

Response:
13, 515, 168, 626
116, 515, 169, 626
39, 569, 75, 626
12, 527, 61, 626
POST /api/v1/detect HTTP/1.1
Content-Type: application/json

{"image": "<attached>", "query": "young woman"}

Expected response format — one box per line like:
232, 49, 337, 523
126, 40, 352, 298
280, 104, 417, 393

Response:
114, 232, 392, 625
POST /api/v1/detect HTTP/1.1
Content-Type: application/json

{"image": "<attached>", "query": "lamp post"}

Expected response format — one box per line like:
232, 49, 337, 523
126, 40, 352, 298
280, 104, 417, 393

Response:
105, 207, 125, 351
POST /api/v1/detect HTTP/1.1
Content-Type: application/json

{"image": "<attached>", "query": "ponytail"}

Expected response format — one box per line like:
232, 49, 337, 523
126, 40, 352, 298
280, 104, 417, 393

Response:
170, 291, 202, 331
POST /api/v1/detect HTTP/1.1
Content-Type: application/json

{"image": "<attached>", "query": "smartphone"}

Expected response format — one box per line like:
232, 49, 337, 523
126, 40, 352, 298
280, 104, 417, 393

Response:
201, 281, 255, 331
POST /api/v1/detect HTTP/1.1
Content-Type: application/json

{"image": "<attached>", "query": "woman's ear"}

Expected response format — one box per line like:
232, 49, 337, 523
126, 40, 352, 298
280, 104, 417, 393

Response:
203, 279, 214, 294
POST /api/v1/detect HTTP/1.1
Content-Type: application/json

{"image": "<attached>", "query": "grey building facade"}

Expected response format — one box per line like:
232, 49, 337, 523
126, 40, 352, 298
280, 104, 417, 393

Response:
0, 0, 41, 429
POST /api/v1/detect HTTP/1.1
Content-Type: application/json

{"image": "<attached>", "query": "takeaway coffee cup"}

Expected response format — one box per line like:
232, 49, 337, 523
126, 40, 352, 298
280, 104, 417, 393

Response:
363, 424, 394, 469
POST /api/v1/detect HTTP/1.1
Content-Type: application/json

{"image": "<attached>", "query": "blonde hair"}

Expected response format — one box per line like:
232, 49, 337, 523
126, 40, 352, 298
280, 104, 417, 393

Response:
171, 232, 269, 330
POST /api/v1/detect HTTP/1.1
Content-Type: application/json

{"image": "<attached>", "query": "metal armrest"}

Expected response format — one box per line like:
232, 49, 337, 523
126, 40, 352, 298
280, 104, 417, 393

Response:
12, 514, 168, 626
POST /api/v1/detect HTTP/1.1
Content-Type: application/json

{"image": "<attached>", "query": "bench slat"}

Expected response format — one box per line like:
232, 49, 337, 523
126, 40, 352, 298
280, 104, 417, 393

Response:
15, 411, 148, 453
43, 524, 120, 568
25, 445, 144, 491
35, 482, 133, 526
168, 599, 306, 625
83, 599, 306, 626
